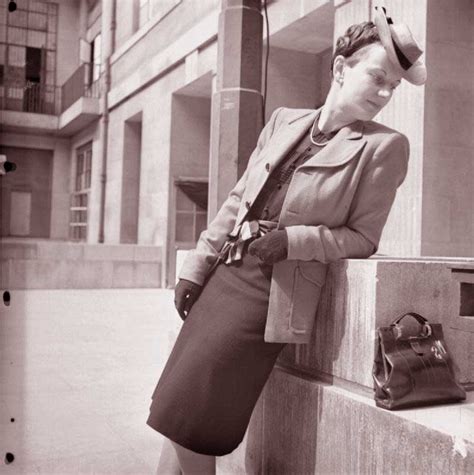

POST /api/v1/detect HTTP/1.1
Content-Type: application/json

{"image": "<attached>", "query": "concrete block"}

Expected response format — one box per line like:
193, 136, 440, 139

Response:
133, 245, 162, 262
0, 260, 10, 289
133, 262, 161, 288
8, 259, 63, 289
0, 242, 38, 260
220, 368, 474, 474
60, 260, 114, 289
83, 244, 136, 261
279, 258, 474, 388
112, 262, 138, 288
36, 241, 84, 260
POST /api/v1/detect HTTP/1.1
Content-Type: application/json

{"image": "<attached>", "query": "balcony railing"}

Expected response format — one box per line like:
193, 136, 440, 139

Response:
61, 63, 101, 113
0, 82, 61, 115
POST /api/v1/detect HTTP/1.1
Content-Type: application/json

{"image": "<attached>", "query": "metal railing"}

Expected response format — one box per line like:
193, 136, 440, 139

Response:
1, 82, 61, 115
61, 63, 101, 113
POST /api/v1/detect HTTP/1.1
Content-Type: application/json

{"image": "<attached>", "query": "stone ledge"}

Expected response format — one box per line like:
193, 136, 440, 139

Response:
279, 258, 474, 388
0, 239, 161, 262
1, 259, 161, 289
219, 368, 474, 474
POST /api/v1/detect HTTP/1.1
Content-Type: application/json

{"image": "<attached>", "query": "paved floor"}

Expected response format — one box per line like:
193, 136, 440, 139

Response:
0, 289, 181, 474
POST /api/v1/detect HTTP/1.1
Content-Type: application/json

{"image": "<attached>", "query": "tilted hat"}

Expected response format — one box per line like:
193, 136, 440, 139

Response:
373, 6, 427, 85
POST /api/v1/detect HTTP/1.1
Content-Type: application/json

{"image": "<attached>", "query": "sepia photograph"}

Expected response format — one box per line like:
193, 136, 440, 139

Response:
1, 0, 473, 473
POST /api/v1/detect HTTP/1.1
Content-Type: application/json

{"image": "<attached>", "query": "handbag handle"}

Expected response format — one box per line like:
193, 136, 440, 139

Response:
391, 312, 432, 339
392, 312, 428, 326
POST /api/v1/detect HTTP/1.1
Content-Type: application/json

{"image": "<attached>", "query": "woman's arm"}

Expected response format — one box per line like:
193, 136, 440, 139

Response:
285, 133, 409, 263
179, 107, 284, 285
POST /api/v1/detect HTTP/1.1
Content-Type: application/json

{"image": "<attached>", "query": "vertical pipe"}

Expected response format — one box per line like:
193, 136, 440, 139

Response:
98, 0, 116, 243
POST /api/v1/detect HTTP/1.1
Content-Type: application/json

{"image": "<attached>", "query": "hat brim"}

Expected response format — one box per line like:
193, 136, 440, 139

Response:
374, 7, 427, 85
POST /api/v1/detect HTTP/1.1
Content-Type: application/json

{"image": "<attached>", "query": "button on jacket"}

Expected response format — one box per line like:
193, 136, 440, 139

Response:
179, 107, 410, 344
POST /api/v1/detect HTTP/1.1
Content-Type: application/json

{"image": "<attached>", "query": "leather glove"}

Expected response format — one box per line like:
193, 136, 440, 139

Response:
174, 279, 202, 321
248, 229, 288, 265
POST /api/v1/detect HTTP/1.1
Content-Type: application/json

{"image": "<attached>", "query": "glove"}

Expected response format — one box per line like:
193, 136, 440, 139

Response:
174, 279, 202, 321
247, 229, 288, 265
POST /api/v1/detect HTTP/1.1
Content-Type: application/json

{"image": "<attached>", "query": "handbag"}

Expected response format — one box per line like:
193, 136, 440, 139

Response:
373, 312, 466, 410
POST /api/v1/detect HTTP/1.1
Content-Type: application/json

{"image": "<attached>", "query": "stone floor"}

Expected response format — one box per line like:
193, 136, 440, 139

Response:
0, 289, 181, 474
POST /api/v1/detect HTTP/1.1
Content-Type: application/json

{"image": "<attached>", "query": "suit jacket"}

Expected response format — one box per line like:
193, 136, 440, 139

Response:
179, 107, 410, 344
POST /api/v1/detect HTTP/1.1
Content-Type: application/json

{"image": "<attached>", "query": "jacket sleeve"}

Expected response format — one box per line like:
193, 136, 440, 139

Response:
178, 107, 284, 285
285, 133, 410, 263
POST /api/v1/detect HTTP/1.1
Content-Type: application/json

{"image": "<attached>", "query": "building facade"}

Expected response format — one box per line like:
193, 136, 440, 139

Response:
1, 0, 473, 288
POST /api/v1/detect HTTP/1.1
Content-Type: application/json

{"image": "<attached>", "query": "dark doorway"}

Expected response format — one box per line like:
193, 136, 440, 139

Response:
24, 47, 44, 113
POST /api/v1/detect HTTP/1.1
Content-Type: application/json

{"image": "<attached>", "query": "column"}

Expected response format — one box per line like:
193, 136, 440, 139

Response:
208, 0, 263, 220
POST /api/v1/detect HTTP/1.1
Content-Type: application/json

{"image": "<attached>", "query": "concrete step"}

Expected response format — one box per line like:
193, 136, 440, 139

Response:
219, 367, 474, 474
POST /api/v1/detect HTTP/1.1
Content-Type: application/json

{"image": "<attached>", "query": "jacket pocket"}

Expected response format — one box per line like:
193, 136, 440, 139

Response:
288, 261, 326, 334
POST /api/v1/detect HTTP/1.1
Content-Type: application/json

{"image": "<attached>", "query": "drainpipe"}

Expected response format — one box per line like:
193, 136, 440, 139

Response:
98, 0, 116, 243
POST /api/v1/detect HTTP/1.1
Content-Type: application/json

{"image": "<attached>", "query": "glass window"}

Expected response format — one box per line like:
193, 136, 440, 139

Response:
0, 23, 6, 42
8, 45, 25, 67
175, 214, 193, 242
27, 29, 46, 47
48, 3, 57, 15
0, 4, 6, 26
9, 10, 27, 28
28, 12, 47, 31
70, 143, 92, 241
175, 182, 208, 245
195, 212, 207, 241
46, 31, 56, 49
8, 26, 27, 44
91, 33, 101, 81
30, 0, 48, 13
176, 187, 193, 211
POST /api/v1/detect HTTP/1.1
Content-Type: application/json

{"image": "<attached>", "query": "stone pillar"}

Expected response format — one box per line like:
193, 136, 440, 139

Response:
208, 0, 263, 220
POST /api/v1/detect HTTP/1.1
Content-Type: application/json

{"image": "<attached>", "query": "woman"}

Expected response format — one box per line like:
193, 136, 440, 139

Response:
147, 8, 426, 474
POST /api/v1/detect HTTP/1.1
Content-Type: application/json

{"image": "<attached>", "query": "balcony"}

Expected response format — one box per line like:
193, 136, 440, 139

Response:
0, 63, 102, 136
58, 63, 102, 136
61, 63, 101, 113
0, 82, 61, 134
1, 82, 61, 115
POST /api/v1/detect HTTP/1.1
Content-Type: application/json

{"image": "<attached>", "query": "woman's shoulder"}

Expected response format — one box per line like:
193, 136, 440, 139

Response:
270, 107, 315, 123
363, 120, 408, 142
363, 120, 410, 158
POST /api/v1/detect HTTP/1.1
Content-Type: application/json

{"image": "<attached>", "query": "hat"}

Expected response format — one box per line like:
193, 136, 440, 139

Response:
373, 6, 427, 85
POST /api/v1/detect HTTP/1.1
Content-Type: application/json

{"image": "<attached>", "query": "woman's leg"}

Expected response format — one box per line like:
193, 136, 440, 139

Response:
171, 440, 216, 475
156, 438, 182, 475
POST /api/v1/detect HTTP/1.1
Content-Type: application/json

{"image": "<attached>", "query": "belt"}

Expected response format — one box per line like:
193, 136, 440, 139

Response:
217, 219, 278, 266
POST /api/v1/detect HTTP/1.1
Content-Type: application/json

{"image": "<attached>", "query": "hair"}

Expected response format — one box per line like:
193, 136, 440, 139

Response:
330, 21, 381, 77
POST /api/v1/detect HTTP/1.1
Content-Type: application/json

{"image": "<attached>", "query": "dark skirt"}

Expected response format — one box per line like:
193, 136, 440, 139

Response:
146, 248, 286, 456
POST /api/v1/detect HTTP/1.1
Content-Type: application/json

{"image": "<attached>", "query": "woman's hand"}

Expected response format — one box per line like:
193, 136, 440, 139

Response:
248, 229, 288, 265
174, 279, 202, 320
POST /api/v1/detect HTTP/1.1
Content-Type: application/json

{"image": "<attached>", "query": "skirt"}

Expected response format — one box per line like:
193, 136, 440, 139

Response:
146, 247, 286, 456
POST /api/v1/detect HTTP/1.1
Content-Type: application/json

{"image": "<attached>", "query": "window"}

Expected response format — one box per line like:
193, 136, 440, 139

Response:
175, 183, 208, 245
70, 143, 92, 241
89, 33, 101, 83
1, 0, 58, 113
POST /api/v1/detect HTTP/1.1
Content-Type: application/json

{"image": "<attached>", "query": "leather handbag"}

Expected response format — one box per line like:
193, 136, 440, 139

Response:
373, 312, 466, 410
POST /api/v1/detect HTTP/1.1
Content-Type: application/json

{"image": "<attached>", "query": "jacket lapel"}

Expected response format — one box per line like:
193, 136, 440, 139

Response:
299, 120, 367, 169
245, 109, 368, 205
266, 109, 319, 169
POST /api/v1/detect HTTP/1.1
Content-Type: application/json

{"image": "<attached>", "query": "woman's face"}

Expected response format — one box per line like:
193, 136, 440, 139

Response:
336, 43, 403, 121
